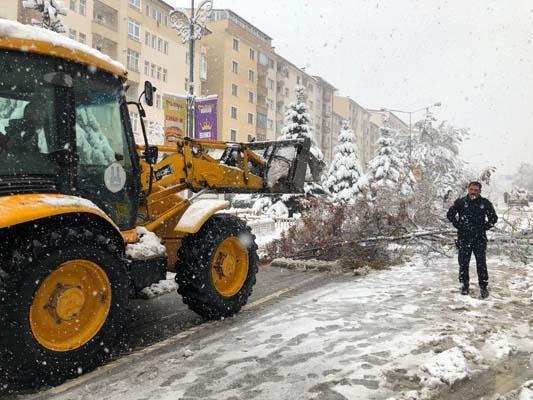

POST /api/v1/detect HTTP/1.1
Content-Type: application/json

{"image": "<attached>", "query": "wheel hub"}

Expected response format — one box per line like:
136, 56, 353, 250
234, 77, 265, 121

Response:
211, 237, 249, 297
45, 284, 85, 323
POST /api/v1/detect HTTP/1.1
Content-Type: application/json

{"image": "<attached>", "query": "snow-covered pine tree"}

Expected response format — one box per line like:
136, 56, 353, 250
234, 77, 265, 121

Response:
367, 127, 415, 197
322, 120, 365, 202
279, 85, 323, 161
23, 0, 67, 33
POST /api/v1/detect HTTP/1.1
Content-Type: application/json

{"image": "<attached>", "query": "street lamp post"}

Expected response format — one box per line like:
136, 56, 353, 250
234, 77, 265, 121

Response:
380, 102, 441, 162
170, 0, 213, 138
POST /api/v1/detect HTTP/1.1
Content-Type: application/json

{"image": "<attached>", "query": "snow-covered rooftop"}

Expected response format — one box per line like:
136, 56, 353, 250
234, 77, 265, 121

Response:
0, 18, 127, 78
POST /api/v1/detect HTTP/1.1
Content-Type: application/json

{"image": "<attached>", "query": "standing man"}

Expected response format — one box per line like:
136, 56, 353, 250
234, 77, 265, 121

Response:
447, 181, 498, 298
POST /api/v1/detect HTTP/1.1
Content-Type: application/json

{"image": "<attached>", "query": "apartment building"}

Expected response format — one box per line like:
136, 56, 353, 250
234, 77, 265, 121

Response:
6, 0, 206, 139
203, 9, 274, 142
313, 76, 336, 164
272, 54, 336, 163
367, 110, 409, 134
334, 95, 377, 168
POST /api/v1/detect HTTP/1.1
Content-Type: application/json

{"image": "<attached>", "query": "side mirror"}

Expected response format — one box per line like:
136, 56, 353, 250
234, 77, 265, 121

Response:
144, 81, 156, 107
143, 145, 159, 165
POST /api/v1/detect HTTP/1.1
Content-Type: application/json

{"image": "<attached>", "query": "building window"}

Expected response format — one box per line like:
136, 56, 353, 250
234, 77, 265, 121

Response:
151, 35, 156, 48
184, 78, 189, 91
247, 113, 254, 125
150, 63, 155, 77
162, 68, 167, 82
156, 94, 161, 109
79, 0, 86, 15
157, 66, 161, 80
186, 51, 190, 65
231, 84, 238, 96
145, 31, 150, 45
249, 48, 255, 61
128, 19, 141, 41
268, 79, 274, 90
164, 41, 168, 54
158, 38, 163, 52
164, 15, 168, 26
144, 61, 149, 75
232, 38, 239, 51
69, 28, 76, 40
268, 58, 275, 69
232, 61, 238, 74
146, 4, 150, 15
267, 119, 274, 130
248, 91, 254, 103
248, 69, 254, 82
70, 0, 77, 12
267, 98, 274, 110
297, 76, 301, 85
230, 129, 237, 141
128, 0, 141, 10
127, 49, 140, 71
258, 51, 268, 65
231, 107, 238, 119
257, 113, 267, 129
79, 32, 86, 44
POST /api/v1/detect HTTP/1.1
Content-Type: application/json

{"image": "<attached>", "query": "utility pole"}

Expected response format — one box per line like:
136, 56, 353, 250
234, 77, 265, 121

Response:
380, 102, 442, 163
170, 0, 213, 138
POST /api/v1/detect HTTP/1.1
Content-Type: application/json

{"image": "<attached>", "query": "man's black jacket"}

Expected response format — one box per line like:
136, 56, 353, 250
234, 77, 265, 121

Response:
447, 196, 498, 240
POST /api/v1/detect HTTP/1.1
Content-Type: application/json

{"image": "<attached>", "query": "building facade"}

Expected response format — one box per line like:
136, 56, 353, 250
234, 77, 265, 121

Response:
4, 0, 205, 140
333, 96, 377, 168
204, 9, 274, 142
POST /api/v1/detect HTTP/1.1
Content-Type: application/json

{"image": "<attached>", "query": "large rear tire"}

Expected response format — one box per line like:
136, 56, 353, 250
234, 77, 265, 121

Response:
175, 214, 258, 320
0, 226, 129, 389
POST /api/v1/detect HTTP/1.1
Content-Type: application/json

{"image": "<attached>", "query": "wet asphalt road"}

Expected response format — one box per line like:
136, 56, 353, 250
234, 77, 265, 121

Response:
2, 265, 329, 399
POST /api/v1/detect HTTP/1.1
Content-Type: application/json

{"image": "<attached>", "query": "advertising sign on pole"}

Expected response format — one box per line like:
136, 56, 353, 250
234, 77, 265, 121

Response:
163, 94, 187, 144
194, 96, 218, 141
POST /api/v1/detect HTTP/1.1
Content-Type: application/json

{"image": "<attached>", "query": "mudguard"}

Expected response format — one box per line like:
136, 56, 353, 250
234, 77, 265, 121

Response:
0, 194, 120, 233
174, 199, 230, 234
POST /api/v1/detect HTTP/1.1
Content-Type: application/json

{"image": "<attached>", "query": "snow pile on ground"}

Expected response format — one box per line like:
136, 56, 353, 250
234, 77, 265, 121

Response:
126, 227, 166, 260
420, 347, 469, 386
138, 272, 177, 299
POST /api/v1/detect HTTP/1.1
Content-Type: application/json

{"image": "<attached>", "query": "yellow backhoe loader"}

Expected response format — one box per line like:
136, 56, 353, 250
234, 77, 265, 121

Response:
0, 20, 318, 387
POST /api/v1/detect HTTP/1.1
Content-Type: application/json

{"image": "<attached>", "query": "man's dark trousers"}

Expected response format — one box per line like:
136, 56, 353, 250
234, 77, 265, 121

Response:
457, 238, 488, 288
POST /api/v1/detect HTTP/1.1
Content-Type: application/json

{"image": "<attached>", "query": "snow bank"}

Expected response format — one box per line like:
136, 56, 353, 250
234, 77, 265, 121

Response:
126, 227, 166, 260
0, 18, 126, 74
138, 272, 176, 299
421, 347, 469, 385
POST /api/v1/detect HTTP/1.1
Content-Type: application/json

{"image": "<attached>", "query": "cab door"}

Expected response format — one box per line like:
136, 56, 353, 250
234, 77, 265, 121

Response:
72, 72, 140, 230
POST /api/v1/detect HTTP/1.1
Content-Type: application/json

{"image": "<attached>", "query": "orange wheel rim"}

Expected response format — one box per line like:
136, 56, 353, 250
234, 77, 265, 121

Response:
211, 237, 249, 297
30, 260, 112, 352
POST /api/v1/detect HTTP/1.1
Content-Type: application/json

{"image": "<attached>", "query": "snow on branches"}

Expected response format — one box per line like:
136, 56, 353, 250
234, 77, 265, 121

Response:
322, 120, 366, 202
23, 0, 67, 33
410, 113, 469, 200
367, 127, 415, 197
279, 85, 323, 161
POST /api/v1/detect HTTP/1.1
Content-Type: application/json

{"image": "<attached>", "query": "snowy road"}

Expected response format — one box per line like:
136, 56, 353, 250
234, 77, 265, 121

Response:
26, 254, 533, 400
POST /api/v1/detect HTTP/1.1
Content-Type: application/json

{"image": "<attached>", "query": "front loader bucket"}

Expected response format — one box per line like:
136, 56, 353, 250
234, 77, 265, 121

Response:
247, 138, 319, 194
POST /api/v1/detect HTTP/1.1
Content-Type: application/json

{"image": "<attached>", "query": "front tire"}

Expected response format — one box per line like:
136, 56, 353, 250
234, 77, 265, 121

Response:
176, 214, 258, 320
0, 226, 129, 389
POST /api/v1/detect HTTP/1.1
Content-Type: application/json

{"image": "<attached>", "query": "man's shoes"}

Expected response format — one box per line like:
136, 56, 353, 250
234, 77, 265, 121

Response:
461, 285, 469, 295
480, 287, 489, 299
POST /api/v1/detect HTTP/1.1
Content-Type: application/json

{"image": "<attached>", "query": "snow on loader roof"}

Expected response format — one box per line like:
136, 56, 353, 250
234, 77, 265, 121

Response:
0, 18, 127, 78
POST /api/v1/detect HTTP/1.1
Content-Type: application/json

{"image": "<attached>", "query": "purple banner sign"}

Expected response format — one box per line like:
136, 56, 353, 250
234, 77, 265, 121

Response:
195, 96, 218, 141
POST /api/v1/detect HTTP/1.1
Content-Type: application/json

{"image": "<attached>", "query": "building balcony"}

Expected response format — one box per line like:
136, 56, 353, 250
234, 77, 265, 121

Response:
93, 0, 118, 32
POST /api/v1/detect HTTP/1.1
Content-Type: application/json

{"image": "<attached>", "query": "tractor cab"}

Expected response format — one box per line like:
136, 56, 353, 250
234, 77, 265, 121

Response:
0, 47, 141, 230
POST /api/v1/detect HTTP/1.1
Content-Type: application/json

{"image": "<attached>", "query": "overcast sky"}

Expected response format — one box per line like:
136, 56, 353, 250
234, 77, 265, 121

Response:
169, 0, 533, 175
